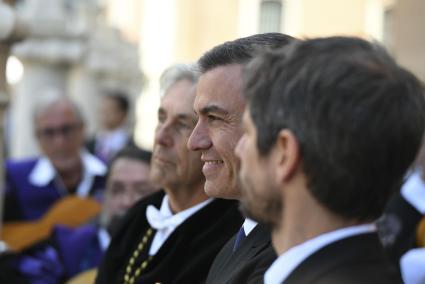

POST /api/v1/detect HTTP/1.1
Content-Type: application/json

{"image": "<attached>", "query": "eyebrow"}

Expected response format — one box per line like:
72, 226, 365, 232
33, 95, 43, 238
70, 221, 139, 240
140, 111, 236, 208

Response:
176, 114, 196, 122
198, 105, 229, 116
159, 108, 196, 122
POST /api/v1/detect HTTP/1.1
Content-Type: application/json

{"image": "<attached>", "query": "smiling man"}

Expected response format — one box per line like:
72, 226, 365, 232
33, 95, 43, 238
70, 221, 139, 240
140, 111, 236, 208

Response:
96, 64, 242, 284
188, 33, 296, 283
235, 37, 425, 284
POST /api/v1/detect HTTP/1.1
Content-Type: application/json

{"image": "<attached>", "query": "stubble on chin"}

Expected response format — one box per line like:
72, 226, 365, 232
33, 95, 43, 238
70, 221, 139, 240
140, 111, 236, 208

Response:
239, 183, 282, 229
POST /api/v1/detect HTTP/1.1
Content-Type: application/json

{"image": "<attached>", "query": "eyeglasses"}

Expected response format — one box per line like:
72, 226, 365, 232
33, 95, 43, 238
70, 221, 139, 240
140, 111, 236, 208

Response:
36, 123, 82, 140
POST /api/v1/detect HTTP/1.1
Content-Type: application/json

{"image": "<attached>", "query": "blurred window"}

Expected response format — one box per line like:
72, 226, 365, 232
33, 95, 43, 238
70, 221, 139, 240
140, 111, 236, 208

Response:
383, 7, 394, 53
259, 0, 283, 33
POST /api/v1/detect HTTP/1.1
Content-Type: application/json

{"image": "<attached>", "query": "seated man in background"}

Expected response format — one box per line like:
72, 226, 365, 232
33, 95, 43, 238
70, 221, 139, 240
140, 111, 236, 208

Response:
87, 91, 132, 163
235, 37, 424, 284
0, 146, 157, 284
96, 64, 242, 284
4, 90, 106, 222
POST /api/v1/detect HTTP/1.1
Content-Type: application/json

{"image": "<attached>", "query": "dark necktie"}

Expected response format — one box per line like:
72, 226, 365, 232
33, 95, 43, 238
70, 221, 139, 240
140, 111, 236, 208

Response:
233, 226, 246, 252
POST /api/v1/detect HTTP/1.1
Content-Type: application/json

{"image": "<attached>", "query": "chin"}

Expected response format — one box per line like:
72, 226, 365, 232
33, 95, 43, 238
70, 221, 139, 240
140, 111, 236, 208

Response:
53, 158, 80, 172
204, 181, 220, 198
240, 201, 273, 226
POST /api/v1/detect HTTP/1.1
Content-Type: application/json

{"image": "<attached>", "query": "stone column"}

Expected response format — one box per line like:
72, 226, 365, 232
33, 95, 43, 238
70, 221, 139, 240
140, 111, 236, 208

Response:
8, 0, 84, 158
68, 25, 142, 139
0, 0, 28, 244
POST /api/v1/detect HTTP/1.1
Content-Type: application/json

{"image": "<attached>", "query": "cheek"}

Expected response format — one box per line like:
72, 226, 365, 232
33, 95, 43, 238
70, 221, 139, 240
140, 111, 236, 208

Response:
218, 135, 242, 164
186, 151, 203, 172
103, 197, 117, 212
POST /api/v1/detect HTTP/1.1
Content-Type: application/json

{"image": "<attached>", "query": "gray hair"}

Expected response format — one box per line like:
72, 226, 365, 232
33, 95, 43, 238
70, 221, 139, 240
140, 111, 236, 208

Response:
33, 87, 84, 125
159, 63, 199, 98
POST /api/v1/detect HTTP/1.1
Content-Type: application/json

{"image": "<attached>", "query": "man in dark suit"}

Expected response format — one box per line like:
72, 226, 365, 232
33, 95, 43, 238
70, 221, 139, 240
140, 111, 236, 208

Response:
188, 33, 295, 283
95, 64, 242, 284
86, 91, 132, 164
235, 37, 425, 283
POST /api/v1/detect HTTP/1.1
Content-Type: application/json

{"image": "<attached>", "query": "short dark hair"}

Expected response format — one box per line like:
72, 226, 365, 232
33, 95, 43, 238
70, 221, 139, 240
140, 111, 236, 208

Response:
105, 91, 130, 114
244, 36, 425, 221
198, 33, 296, 73
106, 146, 152, 180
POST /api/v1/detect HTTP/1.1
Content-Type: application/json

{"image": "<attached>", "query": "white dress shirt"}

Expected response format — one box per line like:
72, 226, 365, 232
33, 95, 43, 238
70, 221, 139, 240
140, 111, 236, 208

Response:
29, 151, 106, 196
97, 228, 111, 251
242, 218, 258, 236
401, 247, 425, 284
399, 170, 425, 284
264, 224, 376, 284
146, 195, 213, 256
401, 169, 425, 214
95, 127, 129, 161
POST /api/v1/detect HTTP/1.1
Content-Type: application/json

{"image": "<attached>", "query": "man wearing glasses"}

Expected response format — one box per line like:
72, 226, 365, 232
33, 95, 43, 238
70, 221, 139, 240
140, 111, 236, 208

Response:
3, 89, 107, 221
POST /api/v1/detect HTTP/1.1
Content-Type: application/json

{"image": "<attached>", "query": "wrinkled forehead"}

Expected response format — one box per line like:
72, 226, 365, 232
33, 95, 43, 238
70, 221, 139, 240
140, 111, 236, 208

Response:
109, 158, 151, 183
35, 102, 81, 128
160, 79, 197, 117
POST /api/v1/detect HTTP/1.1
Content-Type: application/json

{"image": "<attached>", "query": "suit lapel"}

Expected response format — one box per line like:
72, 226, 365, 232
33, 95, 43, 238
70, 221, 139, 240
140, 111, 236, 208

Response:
220, 224, 271, 280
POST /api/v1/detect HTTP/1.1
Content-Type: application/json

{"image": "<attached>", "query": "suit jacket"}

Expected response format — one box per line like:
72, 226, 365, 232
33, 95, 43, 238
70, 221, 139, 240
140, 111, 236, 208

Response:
281, 232, 402, 284
86, 128, 132, 163
206, 223, 276, 284
95, 191, 243, 284
4, 155, 106, 221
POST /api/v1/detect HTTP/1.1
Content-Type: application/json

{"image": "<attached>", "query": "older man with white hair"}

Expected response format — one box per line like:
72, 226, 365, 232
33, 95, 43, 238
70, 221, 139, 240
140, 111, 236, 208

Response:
4, 89, 106, 222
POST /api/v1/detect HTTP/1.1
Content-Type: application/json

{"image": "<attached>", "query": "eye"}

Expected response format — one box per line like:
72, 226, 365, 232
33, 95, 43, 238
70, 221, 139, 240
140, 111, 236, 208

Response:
158, 112, 166, 123
108, 184, 124, 196
207, 114, 221, 122
176, 121, 192, 130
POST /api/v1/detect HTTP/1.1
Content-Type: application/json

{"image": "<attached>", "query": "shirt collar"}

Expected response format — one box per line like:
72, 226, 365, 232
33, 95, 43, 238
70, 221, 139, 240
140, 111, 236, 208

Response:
97, 228, 111, 251
401, 169, 425, 214
29, 151, 106, 195
243, 218, 258, 236
146, 195, 213, 231
264, 223, 376, 284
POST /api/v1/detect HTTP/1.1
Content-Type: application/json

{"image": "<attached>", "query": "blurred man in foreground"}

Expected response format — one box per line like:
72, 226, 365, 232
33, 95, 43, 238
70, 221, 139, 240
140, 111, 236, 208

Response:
236, 36, 425, 284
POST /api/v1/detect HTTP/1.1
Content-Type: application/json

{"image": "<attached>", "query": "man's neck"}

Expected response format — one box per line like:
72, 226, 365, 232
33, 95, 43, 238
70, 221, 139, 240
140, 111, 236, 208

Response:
57, 166, 83, 193
165, 183, 210, 214
272, 187, 360, 256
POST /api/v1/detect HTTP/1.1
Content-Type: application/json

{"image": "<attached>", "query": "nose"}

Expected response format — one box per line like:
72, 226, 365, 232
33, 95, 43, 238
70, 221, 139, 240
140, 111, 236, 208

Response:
50, 131, 68, 147
155, 123, 173, 147
187, 120, 212, 151
119, 191, 134, 211
235, 134, 245, 159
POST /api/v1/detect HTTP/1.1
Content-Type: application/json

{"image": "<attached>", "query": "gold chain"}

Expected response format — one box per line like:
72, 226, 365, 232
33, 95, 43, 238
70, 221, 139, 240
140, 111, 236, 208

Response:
123, 228, 154, 284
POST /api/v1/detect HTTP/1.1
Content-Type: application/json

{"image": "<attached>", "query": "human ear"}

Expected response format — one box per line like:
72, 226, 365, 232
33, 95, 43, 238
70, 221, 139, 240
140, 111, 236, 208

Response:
274, 129, 300, 183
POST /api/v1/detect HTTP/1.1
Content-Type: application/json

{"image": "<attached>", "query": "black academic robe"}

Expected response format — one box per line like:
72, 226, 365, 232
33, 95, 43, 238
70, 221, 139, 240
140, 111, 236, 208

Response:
95, 190, 243, 284
282, 232, 403, 284
206, 224, 276, 284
